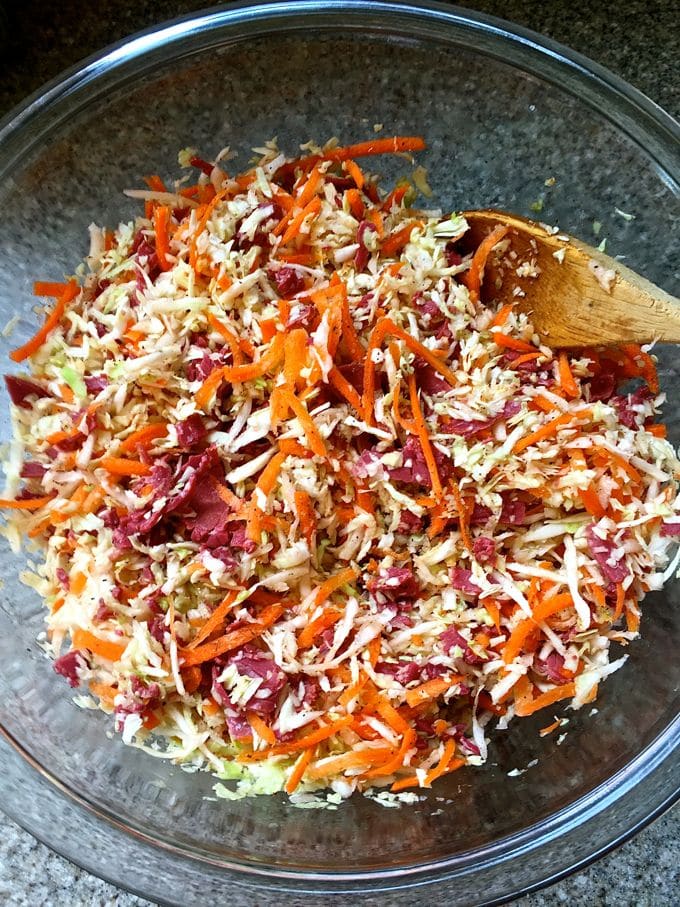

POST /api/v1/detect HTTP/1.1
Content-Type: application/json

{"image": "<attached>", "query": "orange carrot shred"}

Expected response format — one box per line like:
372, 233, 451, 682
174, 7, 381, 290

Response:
294, 490, 317, 545
99, 457, 151, 477
328, 366, 362, 413
72, 628, 127, 663
180, 603, 285, 666
492, 332, 537, 354
515, 682, 576, 717
11, 280, 79, 363
188, 591, 239, 650
407, 372, 442, 499
280, 196, 322, 246
344, 159, 365, 189
153, 206, 172, 271
513, 408, 592, 455
490, 303, 514, 329
381, 222, 419, 258
314, 565, 359, 607
119, 423, 168, 454
463, 224, 509, 302
297, 608, 344, 649
558, 351, 579, 398
33, 281, 70, 297
362, 317, 458, 424
248, 713, 277, 746
279, 387, 327, 457
0, 494, 55, 511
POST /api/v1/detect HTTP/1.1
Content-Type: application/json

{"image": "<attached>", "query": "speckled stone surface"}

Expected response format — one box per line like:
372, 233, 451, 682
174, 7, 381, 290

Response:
0, 2, 678, 905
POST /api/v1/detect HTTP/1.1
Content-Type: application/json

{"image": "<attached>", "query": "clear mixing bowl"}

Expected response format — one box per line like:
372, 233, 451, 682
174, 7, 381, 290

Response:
0, 2, 678, 904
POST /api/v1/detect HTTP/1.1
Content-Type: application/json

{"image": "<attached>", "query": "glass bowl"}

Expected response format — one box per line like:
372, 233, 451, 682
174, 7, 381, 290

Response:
0, 2, 678, 903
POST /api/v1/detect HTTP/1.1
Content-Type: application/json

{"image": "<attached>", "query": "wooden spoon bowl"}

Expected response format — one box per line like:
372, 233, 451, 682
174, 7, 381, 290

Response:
461, 210, 680, 348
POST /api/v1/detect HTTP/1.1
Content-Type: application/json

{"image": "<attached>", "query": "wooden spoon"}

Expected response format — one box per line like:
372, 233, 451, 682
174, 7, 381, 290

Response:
461, 209, 680, 348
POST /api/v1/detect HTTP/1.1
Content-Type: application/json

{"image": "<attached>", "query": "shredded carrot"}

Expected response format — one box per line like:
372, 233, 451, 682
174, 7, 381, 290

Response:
188, 591, 239, 650
70, 571, 87, 595
346, 187, 364, 219
284, 747, 314, 794
194, 366, 230, 412
298, 608, 343, 649
592, 444, 642, 485
0, 494, 54, 511
367, 635, 381, 667
207, 313, 244, 365
510, 351, 544, 368
646, 423, 667, 438
363, 728, 416, 779
259, 318, 277, 343
278, 387, 327, 457
539, 719, 561, 737
382, 184, 409, 210
492, 332, 537, 354
558, 351, 579, 398
533, 394, 560, 413
256, 449, 288, 500
248, 712, 277, 746
626, 605, 640, 633
72, 628, 127, 663
344, 158, 365, 189
119, 423, 168, 454
202, 698, 222, 717
180, 603, 285, 666
338, 286, 365, 361
220, 332, 285, 384
449, 481, 472, 552
181, 665, 203, 694
405, 675, 462, 708
314, 565, 359, 607
513, 408, 592, 454
367, 208, 384, 237
502, 618, 536, 664
463, 224, 509, 301
490, 303, 514, 329
614, 583, 626, 621
381, 222, 418, 258
407, 372, 442, 499
196, 333, 284, 409
89, 680, 118, 707
284, 136, 426, 175
294, 490, 316, 545
297, 163, 324, 207
284, 328, 309, 390
153, 206, 172, 271
307, 746, 393, 780
425, 741, 463, 787
280, 196, 322, 246
11, 280, 79, 362
515, 681, 576, 717
579, 484, 606, 519
362, 317, 458, 423
278, 438, 313, 459
532, 592, 573, 623
621, 344, 659, 394
144, 173, 167, 193
240, 715, 354, 761
33, 281, 71, 297
338, 672, 369, 709
99, 456, 151, 477
328, 366, 362, 412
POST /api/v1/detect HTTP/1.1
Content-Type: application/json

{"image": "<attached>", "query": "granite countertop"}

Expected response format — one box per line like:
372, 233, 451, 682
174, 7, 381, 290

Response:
0, 1, 678, 905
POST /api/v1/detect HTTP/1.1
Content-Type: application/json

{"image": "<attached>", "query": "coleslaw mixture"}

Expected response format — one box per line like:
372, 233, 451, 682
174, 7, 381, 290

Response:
3, 136, 680, 801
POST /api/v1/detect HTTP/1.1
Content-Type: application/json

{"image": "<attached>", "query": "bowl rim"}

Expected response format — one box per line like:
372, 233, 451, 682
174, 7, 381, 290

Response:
0, 0, 678, 901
